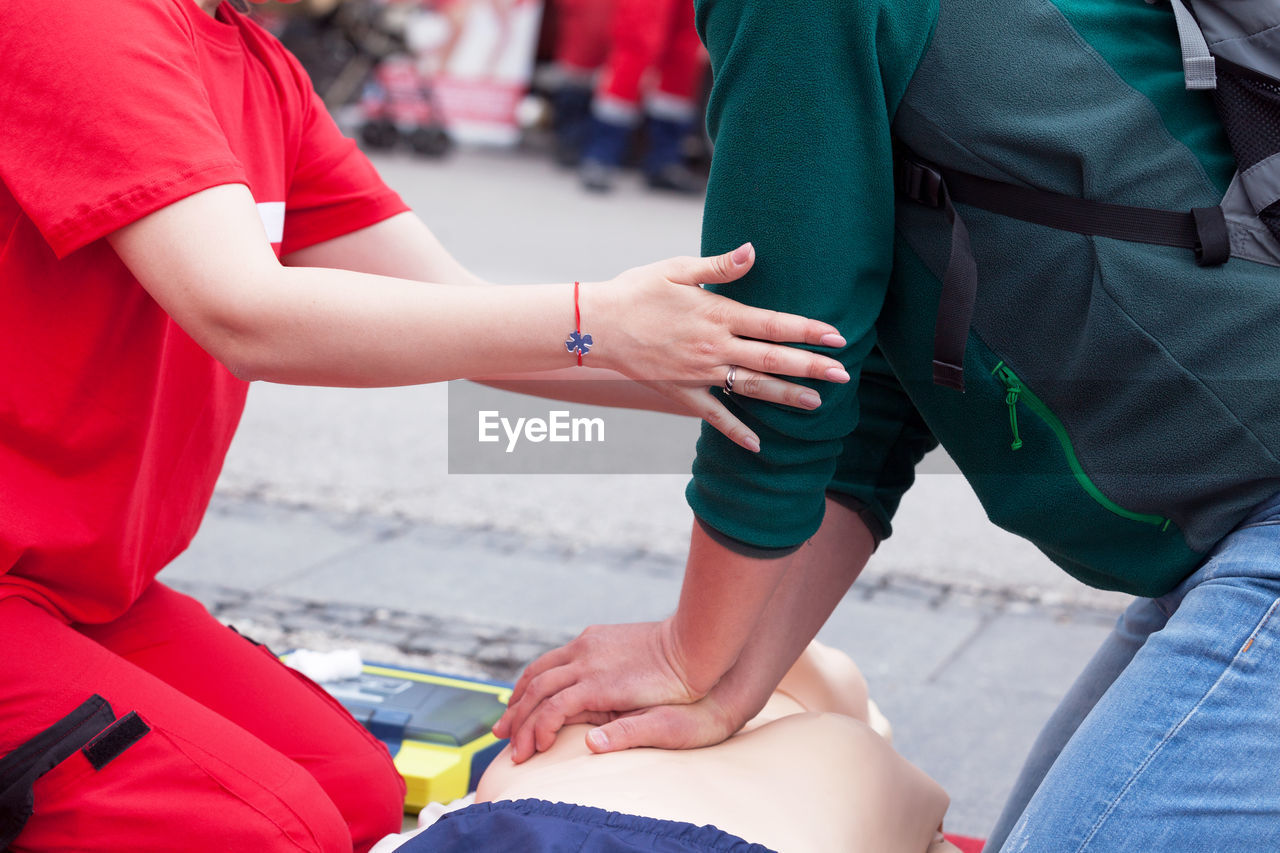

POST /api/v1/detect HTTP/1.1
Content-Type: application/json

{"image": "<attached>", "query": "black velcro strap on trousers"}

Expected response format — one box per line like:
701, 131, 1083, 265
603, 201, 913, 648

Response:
0, 696, 117, 850
82, 712, 151, 772
895, 146, 1231, 391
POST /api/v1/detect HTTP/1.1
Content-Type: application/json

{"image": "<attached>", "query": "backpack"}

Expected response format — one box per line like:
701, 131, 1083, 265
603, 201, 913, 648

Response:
895, 0, 1280, 392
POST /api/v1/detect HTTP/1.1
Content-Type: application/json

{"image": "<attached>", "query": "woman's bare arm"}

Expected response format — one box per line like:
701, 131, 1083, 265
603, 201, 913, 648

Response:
108, 184, 849, 448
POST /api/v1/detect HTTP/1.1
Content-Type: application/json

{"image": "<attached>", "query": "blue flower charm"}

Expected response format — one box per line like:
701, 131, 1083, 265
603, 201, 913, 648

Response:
565, 330, 593, 357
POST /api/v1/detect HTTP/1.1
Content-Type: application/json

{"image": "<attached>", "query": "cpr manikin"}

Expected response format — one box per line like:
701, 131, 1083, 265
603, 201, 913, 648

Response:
392, 642, 959, 853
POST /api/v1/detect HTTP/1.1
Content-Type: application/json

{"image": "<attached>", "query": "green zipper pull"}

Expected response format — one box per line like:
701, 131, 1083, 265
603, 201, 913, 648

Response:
992, 363, 1024, 451
1005, 387, 1024, 450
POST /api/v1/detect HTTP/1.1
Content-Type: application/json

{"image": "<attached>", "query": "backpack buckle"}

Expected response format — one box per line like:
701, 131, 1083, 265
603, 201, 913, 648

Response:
897, 157, 945, 208
1191, 206, 1231, 266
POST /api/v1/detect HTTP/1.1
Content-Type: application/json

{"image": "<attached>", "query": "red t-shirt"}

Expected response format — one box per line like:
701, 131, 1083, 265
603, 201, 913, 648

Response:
0, 0, 409, 623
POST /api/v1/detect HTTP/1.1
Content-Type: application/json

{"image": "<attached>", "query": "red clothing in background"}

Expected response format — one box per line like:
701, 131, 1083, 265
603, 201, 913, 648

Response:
554, 0, 705, 106
597, 0, 705, 106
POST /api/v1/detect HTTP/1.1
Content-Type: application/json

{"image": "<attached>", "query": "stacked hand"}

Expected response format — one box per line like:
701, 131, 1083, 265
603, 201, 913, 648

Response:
590, 243, 849, 451
493, 620, 753, 762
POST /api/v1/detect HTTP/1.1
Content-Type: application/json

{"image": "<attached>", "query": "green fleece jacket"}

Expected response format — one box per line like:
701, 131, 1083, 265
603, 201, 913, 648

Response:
687, 0, 1280, 597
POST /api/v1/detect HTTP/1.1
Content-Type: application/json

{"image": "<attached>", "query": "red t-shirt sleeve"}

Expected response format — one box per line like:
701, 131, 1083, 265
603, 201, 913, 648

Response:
0, 0, 248, 258
278, 73, 410, 256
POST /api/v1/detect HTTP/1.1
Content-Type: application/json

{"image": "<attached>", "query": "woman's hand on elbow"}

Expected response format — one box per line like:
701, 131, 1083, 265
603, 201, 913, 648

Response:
586, 244, 850, 451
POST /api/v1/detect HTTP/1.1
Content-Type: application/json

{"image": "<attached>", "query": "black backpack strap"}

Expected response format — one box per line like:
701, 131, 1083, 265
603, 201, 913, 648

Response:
897, 155, 978, 391
894, 146, 1231, 391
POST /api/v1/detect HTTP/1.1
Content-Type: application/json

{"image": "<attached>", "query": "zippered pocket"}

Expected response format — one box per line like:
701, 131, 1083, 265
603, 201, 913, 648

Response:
991, 360, 1172, 531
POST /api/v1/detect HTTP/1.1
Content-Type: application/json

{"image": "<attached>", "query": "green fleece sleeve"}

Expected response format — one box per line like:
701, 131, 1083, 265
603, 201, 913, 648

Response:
828, 347, 939, 541
686, 0, 938, 549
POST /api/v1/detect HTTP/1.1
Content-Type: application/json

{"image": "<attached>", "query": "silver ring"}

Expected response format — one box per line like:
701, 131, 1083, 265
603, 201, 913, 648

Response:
724, 365, 737, 394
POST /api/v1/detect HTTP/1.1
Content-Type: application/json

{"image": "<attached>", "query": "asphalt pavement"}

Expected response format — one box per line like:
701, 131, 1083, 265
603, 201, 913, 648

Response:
166, 146, 1136, 839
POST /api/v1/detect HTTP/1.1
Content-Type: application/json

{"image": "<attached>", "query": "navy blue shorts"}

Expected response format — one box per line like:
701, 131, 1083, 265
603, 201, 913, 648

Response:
402, 798, 778, 852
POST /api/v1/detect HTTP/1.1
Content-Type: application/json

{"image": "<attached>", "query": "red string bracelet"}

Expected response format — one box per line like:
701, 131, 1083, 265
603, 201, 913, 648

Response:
564, 280, 593, 366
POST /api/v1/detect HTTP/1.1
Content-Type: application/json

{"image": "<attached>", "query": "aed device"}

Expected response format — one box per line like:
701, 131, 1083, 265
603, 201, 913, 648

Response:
320, 663, 512, 813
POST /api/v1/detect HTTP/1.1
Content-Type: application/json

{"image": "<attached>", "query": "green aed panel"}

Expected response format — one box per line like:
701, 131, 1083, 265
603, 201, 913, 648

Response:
321, 663, 513, 813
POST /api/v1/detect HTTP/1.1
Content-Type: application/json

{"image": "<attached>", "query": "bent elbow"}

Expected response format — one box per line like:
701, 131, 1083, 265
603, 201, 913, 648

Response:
223, 352, 263, 383
214, 330, 278, 383
193, 319, 271, 383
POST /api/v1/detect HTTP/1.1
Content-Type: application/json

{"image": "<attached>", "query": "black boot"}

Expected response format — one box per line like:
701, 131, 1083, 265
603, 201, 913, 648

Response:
579, 114, 633, 193
551, 84, 593, 168
642, 116, 704, 195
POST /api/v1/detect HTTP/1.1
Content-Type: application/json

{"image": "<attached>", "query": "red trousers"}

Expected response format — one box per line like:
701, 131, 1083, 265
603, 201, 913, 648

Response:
556, 0, 706, 105
0, 584, 405, 852
553, 0, 615, 72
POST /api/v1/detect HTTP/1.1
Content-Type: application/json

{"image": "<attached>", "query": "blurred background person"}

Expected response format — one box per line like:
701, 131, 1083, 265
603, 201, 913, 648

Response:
549, 0, 708, 193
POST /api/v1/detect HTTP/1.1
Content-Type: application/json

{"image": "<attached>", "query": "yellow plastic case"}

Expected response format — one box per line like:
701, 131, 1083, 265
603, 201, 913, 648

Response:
319, 662, 512, 813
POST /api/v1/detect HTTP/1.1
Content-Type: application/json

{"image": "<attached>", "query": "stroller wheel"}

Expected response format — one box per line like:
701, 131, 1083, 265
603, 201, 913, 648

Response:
360, 118, 400, 150
408, 124, 453, 158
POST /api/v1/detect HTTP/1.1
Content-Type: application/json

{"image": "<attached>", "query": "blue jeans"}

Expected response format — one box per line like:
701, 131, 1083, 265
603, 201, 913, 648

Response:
988, 493, 1280, 852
